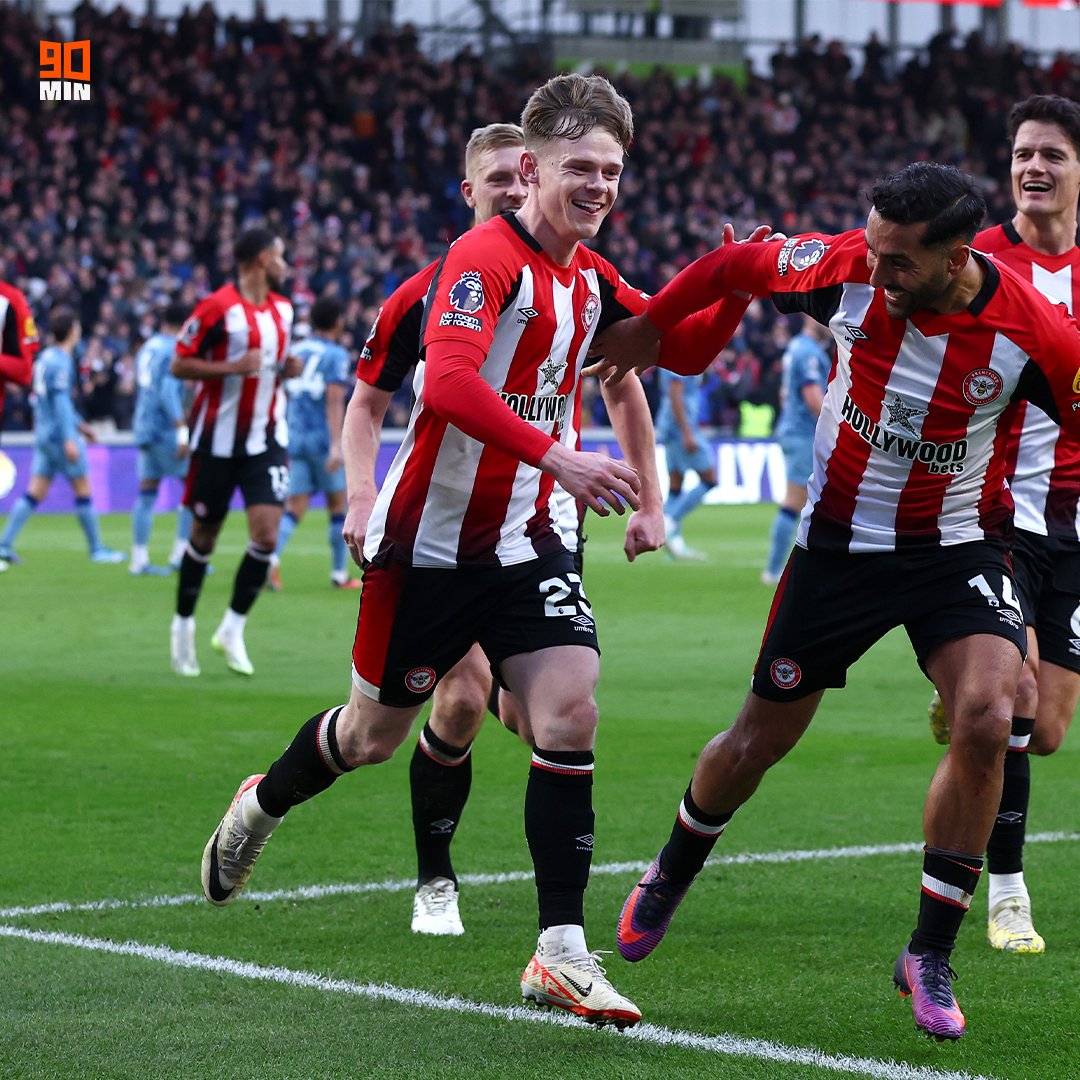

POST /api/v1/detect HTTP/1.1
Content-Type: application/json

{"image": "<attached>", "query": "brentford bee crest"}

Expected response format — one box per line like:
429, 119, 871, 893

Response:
581, 293, 599, 330
963, 368, 1003, 407
769, 657, 802, 689
405, 667, 436, 693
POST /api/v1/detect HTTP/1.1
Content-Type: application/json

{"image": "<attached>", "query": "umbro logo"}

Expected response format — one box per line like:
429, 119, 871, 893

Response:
575, 833, 594, 851
563, 974, 593, 998
517, 306, 539, 325
842, 324, 869, 346
570, 614, 594, 629
429, 818, 455, 835
996, 811, 1024, 824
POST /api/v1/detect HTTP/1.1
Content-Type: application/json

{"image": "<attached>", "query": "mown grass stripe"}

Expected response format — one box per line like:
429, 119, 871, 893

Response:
3, 832, 1076, 919
0, 924, 998, 1080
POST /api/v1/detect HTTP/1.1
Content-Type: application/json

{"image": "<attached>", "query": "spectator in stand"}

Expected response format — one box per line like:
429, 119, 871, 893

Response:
1, 1, 1078, 438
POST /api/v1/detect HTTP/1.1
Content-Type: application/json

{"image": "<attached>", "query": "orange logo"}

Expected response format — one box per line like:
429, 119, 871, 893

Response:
39, 40, 90, 101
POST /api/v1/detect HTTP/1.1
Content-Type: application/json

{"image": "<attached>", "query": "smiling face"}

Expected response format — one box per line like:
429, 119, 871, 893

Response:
461, 143, 528, 225
865, 209, 965, 320
519, 127, 624, 261
1011, 118, 1080, 225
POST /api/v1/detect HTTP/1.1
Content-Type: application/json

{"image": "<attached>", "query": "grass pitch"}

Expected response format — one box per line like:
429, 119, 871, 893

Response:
1, 505, 1077, 1080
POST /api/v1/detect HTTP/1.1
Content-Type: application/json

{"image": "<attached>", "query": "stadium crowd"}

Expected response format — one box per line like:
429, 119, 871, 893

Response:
2, 2, 1078, 433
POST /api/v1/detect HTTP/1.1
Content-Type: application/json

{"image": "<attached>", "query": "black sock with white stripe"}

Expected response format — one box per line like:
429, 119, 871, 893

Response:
256, 706, 354, 818
659, 784, 733, 883
410, 722, 473, 887
909, 846, 983, 955
525, 748, 594, 931
176, 541, 211, 617
231, 542, 274, 615
986, 715, 1034, 876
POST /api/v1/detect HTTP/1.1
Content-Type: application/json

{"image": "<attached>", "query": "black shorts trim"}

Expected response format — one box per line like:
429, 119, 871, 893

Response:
184, 445, 289, 522
752, 542, 1028, 701
352, 548, 598, 707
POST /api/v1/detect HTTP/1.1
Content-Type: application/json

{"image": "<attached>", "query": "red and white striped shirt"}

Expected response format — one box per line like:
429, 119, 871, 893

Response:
177, 284, 294, 458
649, 228, 1080, 553
364, 213, 647, 568
358, 252, 586, 557
979, 222, 1080, 539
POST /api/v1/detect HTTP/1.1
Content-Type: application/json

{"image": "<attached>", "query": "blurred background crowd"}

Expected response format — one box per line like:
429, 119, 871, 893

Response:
2, 1, 1078, 434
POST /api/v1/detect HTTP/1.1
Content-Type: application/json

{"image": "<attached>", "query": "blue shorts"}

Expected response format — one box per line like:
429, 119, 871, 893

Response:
32, 439, 87, 481
287, 448, 346, 498
779, 432, 814, 488
138, 442, 189, 483
664, 437, 713, 477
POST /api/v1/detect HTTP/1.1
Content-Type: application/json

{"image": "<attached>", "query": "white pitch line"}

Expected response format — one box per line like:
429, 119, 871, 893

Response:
2, 831, 1077, 920
0, 924, 998, 1080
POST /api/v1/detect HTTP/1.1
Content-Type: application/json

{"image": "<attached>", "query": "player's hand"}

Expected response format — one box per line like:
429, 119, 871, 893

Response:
342, 489, 376, 567
583, 313, 661, 387
539, 442, 640, 517
325, 446, 343, 473
176, 443, 190, 461
622, 504, 665, 562
682, 431, 700, 454
232, 349, 261, 376
730, 223, 776, 244
282, 353, 304, 379
63, 438, 80, 462
77, 422, 97, 443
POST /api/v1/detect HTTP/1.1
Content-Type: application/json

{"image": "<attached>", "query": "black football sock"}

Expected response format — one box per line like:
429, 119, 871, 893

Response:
909, 846, 983, 955
176, 540, 211, 617
525, 748, 594, 931
410, 722, 473, 887
256, 706, 354, 818
658, 783, 733, 883
986, 716, 1034, 876
230, 542, 273, 615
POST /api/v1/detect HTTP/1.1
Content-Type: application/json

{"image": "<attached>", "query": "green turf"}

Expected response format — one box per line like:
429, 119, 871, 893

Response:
1, 506, 1076, 1079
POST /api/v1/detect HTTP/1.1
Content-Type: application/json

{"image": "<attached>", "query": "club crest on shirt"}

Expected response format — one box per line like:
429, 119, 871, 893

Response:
769, 657, 802, 689
405, 666, 436, 693
962, 367, 1003, 407
1073, 367, 1080, 395
581, 293, 600, 330
449, 271, 484, 314
778, 237, 827, 275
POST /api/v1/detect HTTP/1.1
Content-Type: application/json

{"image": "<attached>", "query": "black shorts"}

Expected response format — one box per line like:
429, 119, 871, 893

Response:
183, 446, 289, 523
351, 548, 599, 707
1012, 529, 1080, 673
752, 541, 1028, 701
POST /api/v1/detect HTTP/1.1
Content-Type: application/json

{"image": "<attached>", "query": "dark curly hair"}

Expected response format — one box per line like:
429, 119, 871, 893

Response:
869, 163, 986, 248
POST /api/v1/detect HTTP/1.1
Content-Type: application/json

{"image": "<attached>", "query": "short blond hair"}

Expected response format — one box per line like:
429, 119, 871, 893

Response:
464, 122, 525, 181
520, 73, 633, 153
